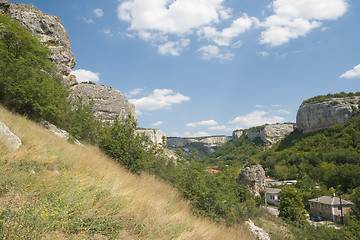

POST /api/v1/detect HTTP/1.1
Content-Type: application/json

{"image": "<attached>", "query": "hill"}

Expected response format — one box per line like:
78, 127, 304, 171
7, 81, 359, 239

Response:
0, 105, 253, 239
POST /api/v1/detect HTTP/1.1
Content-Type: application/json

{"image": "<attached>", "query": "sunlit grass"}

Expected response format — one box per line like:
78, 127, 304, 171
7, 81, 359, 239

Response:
0, 106, 252, 239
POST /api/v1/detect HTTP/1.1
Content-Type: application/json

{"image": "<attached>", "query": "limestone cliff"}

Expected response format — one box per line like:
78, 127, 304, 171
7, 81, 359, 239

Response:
296, 96, 360, 134
1, 1, 76, 85
71, 84, 136, 123
136, 129, 166, 147
247, 123, 295, 144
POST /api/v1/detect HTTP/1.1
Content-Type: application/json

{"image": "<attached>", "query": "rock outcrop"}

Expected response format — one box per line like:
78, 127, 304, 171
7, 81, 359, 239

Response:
245, 219, 271, 240
0, 122, 22, 151
41, 121, 83, 146
237, 164, 266, 197
247, 123, 295, 144
167, 136, 231, 148
297, 96, 360, 134
136, 129, 166, 147
71, 84, 136, 123
1, 2, 76, 85
232, 130, 244, 140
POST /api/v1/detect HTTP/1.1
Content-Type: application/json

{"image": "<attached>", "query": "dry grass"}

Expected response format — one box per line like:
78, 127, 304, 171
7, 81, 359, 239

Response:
0, 106, 253, 240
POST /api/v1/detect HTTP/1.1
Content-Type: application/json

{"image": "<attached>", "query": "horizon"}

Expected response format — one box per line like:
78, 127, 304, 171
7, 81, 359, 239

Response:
10, 0, 360, 137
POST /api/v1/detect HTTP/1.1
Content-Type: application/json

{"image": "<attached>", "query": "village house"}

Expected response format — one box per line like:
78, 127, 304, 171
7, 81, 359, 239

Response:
308, 196, 354, 222
265, 188, 281, 206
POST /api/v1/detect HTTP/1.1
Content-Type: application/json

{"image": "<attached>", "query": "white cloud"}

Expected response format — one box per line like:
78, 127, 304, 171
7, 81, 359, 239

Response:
277, 109, 291, 114
127, 88, 143, 98
71, 69, 100, 83
198, 45, 234, 61
118, 0, 225, 35
152, 121, 164, 126
229, 110, 285, 129
198, 14, 259, 47
83, 17, 94, 24
186, 120, 218, 127
102, 29, 114, 37
340, 64, 360, 79
93, 8, 104, 18
129, 89, 190, 111
184, 131, 210, 137
158, 39, 190, 56
260, 0, 348, 46
209, 125, 233, 131
257, 51, 269, 57
255, 105, 265, 108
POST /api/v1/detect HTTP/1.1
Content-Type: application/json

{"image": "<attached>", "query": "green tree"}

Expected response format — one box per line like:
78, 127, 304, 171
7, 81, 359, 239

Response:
279, 186, 307, 225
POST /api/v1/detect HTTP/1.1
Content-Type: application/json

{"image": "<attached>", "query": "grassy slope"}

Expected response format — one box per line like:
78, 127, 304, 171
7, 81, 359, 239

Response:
0, 106, 252, 240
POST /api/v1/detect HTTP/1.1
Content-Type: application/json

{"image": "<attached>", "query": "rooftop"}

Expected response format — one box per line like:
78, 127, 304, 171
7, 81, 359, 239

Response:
308, 196, 353, 206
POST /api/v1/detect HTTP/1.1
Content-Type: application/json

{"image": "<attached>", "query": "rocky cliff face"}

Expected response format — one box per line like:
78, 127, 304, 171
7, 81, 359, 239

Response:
71, 84, 136, 123
232, 130, 244, 140
1, 1, 76, 85
237, 164, 266, 197
136, 129, 166, 147
296, 96, 360, 134
247, 123, 295, 144
167, 136, 231, 148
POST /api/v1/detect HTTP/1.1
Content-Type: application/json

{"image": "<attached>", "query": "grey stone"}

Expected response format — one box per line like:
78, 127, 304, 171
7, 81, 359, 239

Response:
70, 84, 136, 123
3, 3, 76, 85
41, 121, 83, 146
136, 129, 166, 147
0, 122, 22, 151
238, 164, 266, 197
296, 96, 360, 134
232, 130, 244, 139
247, 123, 295, 144
245, 219, 271, 240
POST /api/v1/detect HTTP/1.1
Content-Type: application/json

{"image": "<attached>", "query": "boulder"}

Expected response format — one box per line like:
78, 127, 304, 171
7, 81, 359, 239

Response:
0, 122, 22, 151
41, 121, 83, 146
245, 219, 271, 240
296, 96, 360, 134
247, 123, 295, 145
237, 164, 266, 197
70, 84, 136, 123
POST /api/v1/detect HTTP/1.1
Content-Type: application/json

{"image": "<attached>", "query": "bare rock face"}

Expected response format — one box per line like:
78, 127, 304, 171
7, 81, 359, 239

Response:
232, 130, 244, 140
136, 129, 166, 147
71, 84, 136, 123
296, 97, 360, 134
237, 164, 266, 197
245, 219, 270, 240
247, 123, 295, 144
0, 122, 22, 151
2, 2, 76, 85
41, 121, 83, 146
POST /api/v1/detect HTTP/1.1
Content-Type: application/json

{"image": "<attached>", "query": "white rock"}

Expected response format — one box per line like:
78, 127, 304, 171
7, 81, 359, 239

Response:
0, 122, 22, 151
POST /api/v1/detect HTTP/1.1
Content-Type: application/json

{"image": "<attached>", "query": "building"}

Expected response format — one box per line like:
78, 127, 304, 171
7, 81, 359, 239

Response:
308, 196, 354, 222
265, 178, 297, 186
265, 188, 281, 206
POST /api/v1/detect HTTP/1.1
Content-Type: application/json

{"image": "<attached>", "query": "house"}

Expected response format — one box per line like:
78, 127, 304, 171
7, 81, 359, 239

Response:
308, 196, 354, 222
265, 188, 281, 206
265, 178, 297, 186
205, 166, 220, 174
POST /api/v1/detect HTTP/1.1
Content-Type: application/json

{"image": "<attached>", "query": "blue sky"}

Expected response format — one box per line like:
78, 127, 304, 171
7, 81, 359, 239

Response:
11, 0, 360, 137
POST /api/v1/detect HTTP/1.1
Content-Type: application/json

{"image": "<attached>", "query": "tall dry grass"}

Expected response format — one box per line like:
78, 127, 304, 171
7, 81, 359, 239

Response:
0, 106, 253, 239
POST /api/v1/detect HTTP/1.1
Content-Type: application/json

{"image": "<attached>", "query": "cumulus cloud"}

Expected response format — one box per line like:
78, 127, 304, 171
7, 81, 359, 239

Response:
158, 39, 190, 56
118, 0, 225, 35
129, 89, 190, 111
260, 0, 348, 46
152, 121, 164, 126
102, 29, 114, 37
229, 110, 285, 129
209, 125, 233, 131
198, 14, 259, 47
93, 8, 104, 18
71, 69, 100, 83
126, 88, 143, 98
186, 120, 218, 127
184, 131, 210, 137
198, 45, 234, 61
340, 64, 360, 79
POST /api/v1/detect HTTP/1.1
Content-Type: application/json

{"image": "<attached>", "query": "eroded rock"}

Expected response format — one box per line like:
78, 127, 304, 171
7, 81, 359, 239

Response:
0, 122, 22, 151
237, 164, 266, 197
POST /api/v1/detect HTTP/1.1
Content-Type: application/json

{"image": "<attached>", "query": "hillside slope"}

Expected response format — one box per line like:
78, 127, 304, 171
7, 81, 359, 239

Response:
0, 106, 252, 240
